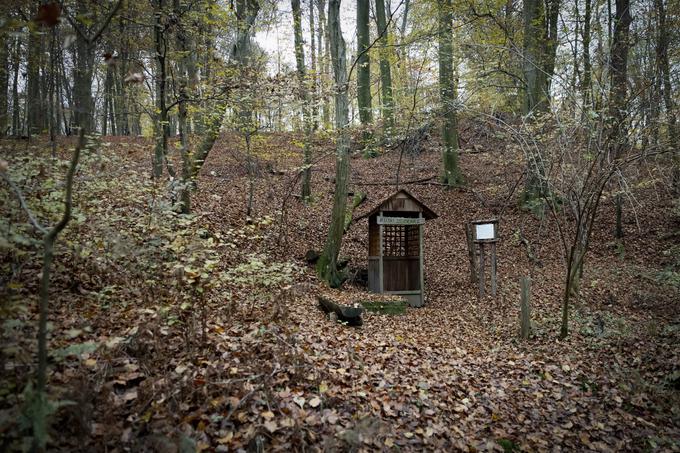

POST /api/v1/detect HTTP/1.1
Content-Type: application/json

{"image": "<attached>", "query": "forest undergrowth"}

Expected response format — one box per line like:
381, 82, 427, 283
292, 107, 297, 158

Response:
1, 124, 679, 451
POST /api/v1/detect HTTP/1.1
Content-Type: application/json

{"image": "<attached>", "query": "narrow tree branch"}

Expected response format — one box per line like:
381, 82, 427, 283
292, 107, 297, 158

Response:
1, 171, 48, 235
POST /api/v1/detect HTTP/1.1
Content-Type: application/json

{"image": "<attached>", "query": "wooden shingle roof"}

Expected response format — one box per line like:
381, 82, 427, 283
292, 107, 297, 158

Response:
366, 189, 438, 220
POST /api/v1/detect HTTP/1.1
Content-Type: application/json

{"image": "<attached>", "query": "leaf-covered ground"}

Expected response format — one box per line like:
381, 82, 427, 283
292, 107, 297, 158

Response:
1, 125, 678, 451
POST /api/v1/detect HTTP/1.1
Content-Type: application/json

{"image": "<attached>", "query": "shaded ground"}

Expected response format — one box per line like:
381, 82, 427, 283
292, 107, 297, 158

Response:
1, 125, 678, 451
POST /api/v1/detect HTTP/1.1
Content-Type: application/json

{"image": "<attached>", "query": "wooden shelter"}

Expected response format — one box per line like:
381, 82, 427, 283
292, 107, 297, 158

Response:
367, 190, 437, 307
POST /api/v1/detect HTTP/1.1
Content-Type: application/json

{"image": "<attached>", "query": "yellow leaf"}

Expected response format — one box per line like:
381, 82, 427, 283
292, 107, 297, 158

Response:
264, 420, 278, 433
84, 358, 97, 368
217, 432, 233, 444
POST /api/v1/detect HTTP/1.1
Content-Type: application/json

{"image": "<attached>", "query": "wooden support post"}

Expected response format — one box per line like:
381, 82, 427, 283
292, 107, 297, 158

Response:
378, 211, 384, 293
520, 277, 531, 339
478, 242, 485, 297
490, 241, 497, 296
419, 212, 424, 306
464, 223, 477, 283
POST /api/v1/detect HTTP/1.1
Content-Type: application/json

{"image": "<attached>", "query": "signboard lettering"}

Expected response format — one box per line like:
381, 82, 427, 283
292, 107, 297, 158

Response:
377, 216, 425, 225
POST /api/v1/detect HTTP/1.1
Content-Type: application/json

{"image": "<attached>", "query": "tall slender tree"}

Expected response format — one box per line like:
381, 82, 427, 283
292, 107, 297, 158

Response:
0, 36, 8, 137
356, 0, 373, 148
26, 23, 43, 136
317, 0, 331, 129
152, 0, 171, 178
292, 0, 313, 201
607, 0, 632, 160
309, 0, 319, 130
581, 0, 592, 110
654, 0, 678, 191
375, 0, 395, 135
438, 0, 463, 186
522, 0, 548, 113
317, 0, 350, 287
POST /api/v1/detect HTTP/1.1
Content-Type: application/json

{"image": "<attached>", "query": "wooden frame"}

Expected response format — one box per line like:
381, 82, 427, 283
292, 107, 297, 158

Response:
468, 219, 499, 297
471, 218, 499, 242
366, 190, 437, 307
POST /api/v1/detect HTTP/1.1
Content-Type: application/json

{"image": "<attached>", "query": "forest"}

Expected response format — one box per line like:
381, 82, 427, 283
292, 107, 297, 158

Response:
0, 0, 678, 450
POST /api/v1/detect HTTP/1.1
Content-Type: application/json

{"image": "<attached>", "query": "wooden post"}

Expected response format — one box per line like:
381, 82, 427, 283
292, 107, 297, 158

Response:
378, 210, 384, 293
464, 223, 477, 283
490, 241, 497, 296
520, 277, 531, 339
419, 212, 424, 306
478, 242, 485, 297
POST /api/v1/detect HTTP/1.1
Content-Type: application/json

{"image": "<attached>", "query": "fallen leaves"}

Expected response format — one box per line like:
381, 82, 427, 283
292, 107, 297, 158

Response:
1, 130, 678, 451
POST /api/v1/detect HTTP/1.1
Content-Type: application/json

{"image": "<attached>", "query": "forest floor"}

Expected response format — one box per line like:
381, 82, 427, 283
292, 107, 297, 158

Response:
1, 123, 679, 452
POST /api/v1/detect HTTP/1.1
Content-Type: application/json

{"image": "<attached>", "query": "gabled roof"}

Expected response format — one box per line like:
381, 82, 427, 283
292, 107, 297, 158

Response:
366, 189, 438, 220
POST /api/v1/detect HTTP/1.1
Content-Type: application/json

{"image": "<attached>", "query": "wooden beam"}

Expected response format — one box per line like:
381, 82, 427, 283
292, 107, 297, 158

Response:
478, 242, 486, 297
490, 241, 497, 296
379, 211, 384, 293
464, 223, 477, 283
520, 277, 531, 339
419, 212, 424, 306
318, 295, 364, 326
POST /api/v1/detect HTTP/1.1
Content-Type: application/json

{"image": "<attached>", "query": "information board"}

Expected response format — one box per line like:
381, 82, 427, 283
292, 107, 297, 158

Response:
475, 223, 496, 240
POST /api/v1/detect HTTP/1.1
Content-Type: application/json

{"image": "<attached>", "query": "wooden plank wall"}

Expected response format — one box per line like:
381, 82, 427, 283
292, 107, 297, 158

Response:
384, 257, 420, 291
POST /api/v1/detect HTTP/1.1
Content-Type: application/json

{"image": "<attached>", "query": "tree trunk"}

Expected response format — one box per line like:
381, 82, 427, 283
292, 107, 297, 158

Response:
522, 0, 549, 113
607, 0, 632, 166
356, 0, 373, 148
26, 27, 43, 136
438, 0, 463, 186
33, 130, 84, 451
375, 0, 395, 136
309, 0, 319, 130
570, 0, 579, 115
48, 27, 57, 153
654, 0, 679, 191
293, 0, 313, 201
114, 15, 129, 135
102, 65, 112, 135
318, 0, 331, 129
174, 0, 192, 213
581, 0, 592, 110
234, 0, 256, 136
73, 39, 95, 133
543, 0, 561, 99
153, 0, 170, 178
317, 0, 350, 287
0, 37, 8, 136
11, 35, 20, 136
71, 0, 101, 134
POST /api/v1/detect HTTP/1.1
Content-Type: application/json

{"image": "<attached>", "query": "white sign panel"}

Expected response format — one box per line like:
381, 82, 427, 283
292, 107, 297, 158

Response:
377, 216, 425, 225
475, 223, 496, 240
